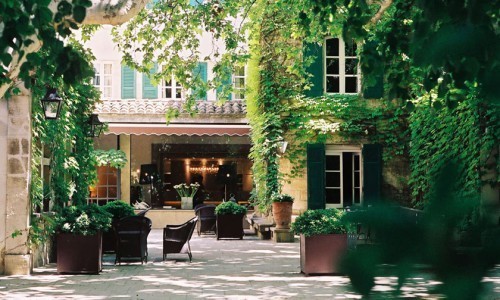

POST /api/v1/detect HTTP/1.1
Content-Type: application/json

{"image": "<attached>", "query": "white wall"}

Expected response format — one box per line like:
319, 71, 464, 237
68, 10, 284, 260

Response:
84, 25, 241, 101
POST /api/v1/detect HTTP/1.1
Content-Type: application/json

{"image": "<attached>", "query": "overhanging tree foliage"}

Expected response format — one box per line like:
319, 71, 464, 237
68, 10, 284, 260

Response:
0, 0, 150, 99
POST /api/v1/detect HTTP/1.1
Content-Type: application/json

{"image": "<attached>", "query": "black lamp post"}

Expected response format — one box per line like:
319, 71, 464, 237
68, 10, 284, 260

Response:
41, 88, 63, 120
87, 114, 105, 137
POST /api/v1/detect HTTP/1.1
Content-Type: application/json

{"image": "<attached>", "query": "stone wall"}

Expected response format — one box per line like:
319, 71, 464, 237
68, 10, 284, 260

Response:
0, 97, 7, 274
1, 88, 32, 275
279, 159, 308, 214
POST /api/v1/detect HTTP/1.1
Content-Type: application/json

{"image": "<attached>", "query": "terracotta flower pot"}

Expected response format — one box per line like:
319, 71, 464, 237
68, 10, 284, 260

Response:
300, 233, 348, 275
272, 202, 293, 229
57, 232, 102, 274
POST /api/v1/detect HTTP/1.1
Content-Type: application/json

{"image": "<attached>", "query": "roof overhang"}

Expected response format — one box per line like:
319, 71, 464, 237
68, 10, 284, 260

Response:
104, 123, 251, 136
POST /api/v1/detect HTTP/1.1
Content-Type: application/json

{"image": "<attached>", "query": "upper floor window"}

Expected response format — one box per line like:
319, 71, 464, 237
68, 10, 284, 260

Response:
161, 75, 184, 100
94, 63, 113, 99
232, 66, 245, 100
324, 38, 360, 94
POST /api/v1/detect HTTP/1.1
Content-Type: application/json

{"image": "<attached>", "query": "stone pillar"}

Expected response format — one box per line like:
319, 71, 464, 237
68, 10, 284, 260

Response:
3, 87, 32, 275
0, 96, 8, 274
120, 134, 131, 203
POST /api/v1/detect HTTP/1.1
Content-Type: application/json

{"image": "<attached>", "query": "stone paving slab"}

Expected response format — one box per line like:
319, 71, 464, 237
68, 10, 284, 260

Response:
0, 230, 499, 299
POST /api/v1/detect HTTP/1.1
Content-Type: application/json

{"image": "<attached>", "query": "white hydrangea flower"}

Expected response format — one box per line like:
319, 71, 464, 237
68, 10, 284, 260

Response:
62, 223, 71, 231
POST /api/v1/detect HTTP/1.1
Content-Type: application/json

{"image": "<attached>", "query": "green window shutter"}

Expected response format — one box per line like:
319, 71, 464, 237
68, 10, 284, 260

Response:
304, 42, 324, 98
307, 143, 325, 210
142, 64, 158, 99
121, 65, 136, 99
193, 62, 207, 100
217, 73, 232, 101
362, 73, 384, 99
362, 41, 384, 99
362, 144, 382, 204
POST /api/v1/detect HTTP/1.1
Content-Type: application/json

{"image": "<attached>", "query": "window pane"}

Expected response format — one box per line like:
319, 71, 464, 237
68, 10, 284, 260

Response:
345, 41, 357, 56
164, 88, 172, 98
104, 76, 112, 86
104, 64, 112, 74
326, 76, 340, 93
326, 38, 339, 56
234, 78, 245, 88
104, 87, 112, 98
326, 155, 340, 170
345, 58, 358, 75
354, 188, 360, 203
108, 174, 117, 185
235, 67, 245, 76
175, 88, 182, 98
345, 77, 358, 93
165, 79, 172, 86
354, 173, 360, 186
97, 187, 107, 198
326, 172, 340, 187
326, 189, 341, 204
93, 76, 100, 86
354, 155, 360, 170
108, 187, 117, 198
235, 91, 244, 100
326, 58, 339, 75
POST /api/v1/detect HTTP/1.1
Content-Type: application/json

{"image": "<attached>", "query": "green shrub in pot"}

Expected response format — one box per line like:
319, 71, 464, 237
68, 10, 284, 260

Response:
55, 204, 112, 236
271, 193, 294, 203
291, 208, 352, 237
102, 200, 136, 221
215, 201, 248, 215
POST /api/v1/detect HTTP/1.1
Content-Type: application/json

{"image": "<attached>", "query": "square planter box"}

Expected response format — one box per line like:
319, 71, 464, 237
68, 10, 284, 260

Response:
57, 232, 102, 274
216, 214, 244, 240
300, 233, 348, 275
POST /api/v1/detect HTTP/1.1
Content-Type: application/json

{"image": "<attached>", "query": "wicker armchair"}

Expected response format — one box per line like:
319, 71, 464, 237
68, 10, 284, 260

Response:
114, 216, 152, 265
195, 205, 216, 236
163, 216, 198, 261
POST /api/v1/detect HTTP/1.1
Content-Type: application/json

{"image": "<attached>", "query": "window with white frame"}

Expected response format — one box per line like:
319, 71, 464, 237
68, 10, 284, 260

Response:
93, 63, 113, 99
233, 66, 245, 100
324, 37, 360, 94
161, 75, 183, 99
325, 146, 362, 208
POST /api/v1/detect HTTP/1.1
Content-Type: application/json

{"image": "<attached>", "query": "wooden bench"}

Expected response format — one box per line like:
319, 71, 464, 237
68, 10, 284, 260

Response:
247, 215, 274, 240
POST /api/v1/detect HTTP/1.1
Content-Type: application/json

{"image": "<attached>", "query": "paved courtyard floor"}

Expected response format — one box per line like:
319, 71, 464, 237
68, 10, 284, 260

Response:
0, 230, 499, 299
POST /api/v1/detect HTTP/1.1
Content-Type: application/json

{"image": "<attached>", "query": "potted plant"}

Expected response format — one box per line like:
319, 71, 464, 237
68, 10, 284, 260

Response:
215, 201, 248, 240
291, 208, 352, 275
101, 200, 136, 253
271, 193, 294, 229
174, 182, 200, 209
54, 204, 112, 274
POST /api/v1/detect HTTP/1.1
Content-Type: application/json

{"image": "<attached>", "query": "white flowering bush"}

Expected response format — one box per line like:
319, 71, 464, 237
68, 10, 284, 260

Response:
173, 182, 200, 198
55, 204, 112, 236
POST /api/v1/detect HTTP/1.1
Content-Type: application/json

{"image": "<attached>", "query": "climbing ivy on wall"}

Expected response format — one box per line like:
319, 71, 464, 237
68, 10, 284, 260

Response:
247, 0, 306, 213
31, 40, 101, 212
246, 0, 411, 212
409, 88, 499, 210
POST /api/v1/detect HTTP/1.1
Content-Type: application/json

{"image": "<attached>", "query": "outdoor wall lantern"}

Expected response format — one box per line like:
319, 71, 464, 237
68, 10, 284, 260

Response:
277, 141, 288, 155
87, 113, 105, 137
41, 88, 63, 120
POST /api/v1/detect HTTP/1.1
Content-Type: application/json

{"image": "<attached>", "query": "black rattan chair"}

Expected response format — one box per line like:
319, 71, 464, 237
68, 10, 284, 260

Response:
163, 216, 198, 261
195, 205, 216, 236
115, 216, 152, 265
